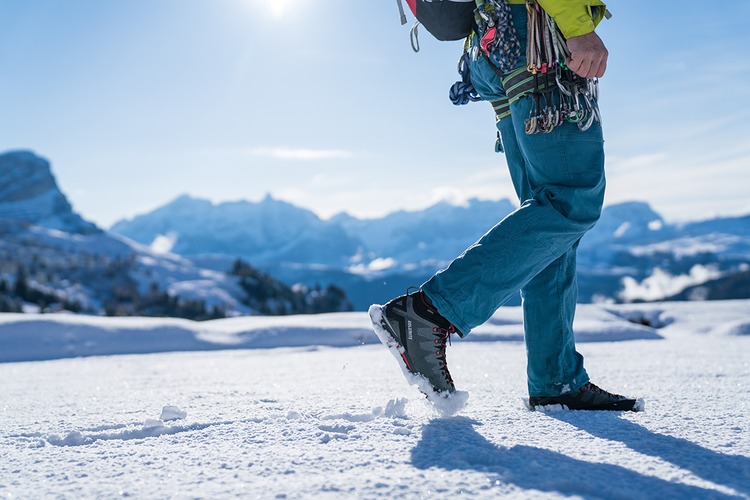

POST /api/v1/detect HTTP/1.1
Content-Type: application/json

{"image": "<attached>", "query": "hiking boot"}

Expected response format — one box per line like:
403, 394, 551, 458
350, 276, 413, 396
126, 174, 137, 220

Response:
529, 382, 644, 412
369, 290, 459, 395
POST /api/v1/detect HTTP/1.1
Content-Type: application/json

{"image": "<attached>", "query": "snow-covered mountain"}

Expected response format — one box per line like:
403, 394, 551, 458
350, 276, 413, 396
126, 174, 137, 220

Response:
111, 194, 750, 309
4, 149, 748, 313
111, 194, 362, 266
334, 198, 519, 265
0, 151, 351, 317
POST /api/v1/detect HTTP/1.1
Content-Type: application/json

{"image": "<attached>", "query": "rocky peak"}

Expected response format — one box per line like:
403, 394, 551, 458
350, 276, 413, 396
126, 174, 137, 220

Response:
0, 150, 98, 234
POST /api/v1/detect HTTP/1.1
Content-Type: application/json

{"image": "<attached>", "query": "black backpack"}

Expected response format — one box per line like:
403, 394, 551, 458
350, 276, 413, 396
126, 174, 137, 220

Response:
396, 0, 476, 43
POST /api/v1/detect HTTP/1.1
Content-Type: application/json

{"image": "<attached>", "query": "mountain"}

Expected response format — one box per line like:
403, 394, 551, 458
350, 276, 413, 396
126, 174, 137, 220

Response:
0, 151, 352, 317
580, 201, 666, 250
111, 194, 750, 310
0, 150, 98, 234
6, 149, 747, 313
334, 199, 519, 265
111, 194, 362, 266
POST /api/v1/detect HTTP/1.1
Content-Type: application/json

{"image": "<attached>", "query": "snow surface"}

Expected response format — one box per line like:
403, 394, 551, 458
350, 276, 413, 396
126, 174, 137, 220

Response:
1, 301, 749, 498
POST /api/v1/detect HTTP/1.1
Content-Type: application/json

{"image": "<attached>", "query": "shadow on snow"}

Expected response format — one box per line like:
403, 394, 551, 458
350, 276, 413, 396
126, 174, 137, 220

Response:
548, 412, 750, 497
411, 416, 744, 499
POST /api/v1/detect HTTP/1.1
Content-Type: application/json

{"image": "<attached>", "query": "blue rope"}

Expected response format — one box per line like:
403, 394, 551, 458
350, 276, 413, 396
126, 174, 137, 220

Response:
450, 52, 482, 106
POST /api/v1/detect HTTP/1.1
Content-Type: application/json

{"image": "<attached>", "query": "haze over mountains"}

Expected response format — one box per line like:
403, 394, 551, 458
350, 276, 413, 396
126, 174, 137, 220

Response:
2, 149, 749, 314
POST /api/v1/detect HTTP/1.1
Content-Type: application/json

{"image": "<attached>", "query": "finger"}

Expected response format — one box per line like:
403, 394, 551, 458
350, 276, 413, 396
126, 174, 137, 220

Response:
593, 48, 608, 78
576, 58, 594, 79
594, 58, 607, 78
566, 56, 582, 75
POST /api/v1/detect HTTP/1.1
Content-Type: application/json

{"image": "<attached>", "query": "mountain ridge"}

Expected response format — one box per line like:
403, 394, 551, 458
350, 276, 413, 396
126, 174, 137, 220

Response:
108, 189, 750, 309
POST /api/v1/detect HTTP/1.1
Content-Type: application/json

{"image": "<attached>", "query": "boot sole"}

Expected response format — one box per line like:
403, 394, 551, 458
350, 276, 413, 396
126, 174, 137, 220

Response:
527, 397, 645, 412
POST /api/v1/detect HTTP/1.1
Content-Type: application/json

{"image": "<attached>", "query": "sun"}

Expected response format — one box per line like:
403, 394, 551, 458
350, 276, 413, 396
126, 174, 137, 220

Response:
247, 0, 300, 20
268, 2, 286, 19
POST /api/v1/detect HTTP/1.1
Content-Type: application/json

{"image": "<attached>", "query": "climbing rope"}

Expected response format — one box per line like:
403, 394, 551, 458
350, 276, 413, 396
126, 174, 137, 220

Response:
450, 52, 483, 105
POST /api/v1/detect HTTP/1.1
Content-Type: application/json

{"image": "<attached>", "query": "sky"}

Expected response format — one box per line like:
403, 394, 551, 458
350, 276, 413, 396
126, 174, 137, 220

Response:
1, 0, 749, 228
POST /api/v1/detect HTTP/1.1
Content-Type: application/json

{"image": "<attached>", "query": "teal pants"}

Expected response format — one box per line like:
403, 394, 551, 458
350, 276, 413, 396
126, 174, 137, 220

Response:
421, 6, 603, 397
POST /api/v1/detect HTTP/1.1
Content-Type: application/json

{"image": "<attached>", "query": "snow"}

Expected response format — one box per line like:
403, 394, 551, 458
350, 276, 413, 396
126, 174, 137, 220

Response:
1, 301, 749, 498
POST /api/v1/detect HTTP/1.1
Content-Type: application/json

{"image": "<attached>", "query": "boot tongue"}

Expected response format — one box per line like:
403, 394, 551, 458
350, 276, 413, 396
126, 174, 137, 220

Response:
414, 291, 453, 331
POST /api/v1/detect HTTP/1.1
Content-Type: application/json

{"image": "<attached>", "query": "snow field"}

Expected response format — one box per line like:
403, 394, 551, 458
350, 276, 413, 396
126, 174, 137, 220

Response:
2, 322, 749, 498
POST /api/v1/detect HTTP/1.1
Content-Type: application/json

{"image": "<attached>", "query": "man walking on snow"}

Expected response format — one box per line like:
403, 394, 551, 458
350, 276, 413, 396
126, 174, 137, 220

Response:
371, 0, 643, 412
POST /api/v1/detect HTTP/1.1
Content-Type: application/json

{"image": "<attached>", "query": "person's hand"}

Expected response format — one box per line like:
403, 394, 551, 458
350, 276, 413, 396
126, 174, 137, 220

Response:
566, 31, 608, 79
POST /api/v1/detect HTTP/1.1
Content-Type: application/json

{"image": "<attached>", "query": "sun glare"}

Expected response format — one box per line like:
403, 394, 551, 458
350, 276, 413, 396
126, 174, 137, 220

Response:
269, 2, 286, 19
247, 0, 301, 20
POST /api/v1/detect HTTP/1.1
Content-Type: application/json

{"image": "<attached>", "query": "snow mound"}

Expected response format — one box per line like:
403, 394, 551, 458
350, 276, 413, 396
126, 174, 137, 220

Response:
2, 300, 749, 363
711, 319, 750, 336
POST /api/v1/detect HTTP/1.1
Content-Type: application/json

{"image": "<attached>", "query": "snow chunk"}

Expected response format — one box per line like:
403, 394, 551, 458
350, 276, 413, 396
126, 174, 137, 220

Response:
711, 319, 750, 336
143, 419, 166, 429
383, 398, 408, 419
426, 388, 469, 417
47, 430, 89, 446
160, 405, 187, 421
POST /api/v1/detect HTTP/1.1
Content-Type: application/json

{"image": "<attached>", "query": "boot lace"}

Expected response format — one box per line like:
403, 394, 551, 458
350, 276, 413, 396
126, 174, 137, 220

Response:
432, 324, 456, 388
581, 382, 623, 400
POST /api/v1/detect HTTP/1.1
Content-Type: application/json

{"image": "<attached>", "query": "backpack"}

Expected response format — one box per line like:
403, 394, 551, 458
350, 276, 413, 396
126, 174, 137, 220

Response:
396, 0, 477, 44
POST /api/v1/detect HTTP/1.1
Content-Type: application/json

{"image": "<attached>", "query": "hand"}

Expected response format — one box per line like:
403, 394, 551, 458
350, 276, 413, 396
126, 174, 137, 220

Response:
566, 31, 608, 79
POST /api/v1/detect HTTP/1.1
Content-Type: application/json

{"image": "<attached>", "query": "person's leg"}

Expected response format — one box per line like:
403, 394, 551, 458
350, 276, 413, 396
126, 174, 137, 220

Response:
421, 94, 606, 338
522, 243, 588, 396
493, 104, 591, 397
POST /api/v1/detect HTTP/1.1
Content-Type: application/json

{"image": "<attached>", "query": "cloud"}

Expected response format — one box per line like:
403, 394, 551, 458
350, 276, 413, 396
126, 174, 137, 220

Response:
618, 265, 722, 302
250, 147, 353, 161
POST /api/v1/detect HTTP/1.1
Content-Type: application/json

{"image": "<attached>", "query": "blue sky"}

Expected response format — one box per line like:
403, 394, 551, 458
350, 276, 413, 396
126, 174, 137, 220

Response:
1, 0, 748, 228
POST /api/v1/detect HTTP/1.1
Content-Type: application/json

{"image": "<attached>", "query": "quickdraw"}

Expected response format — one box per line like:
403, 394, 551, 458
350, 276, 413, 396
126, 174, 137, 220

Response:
523, 0, 601, 134
449, 0, 603, 144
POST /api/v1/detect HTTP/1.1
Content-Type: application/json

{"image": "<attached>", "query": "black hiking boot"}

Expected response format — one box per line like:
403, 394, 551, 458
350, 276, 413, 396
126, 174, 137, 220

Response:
529, 382, 644, 412
369, 290, 459, 395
